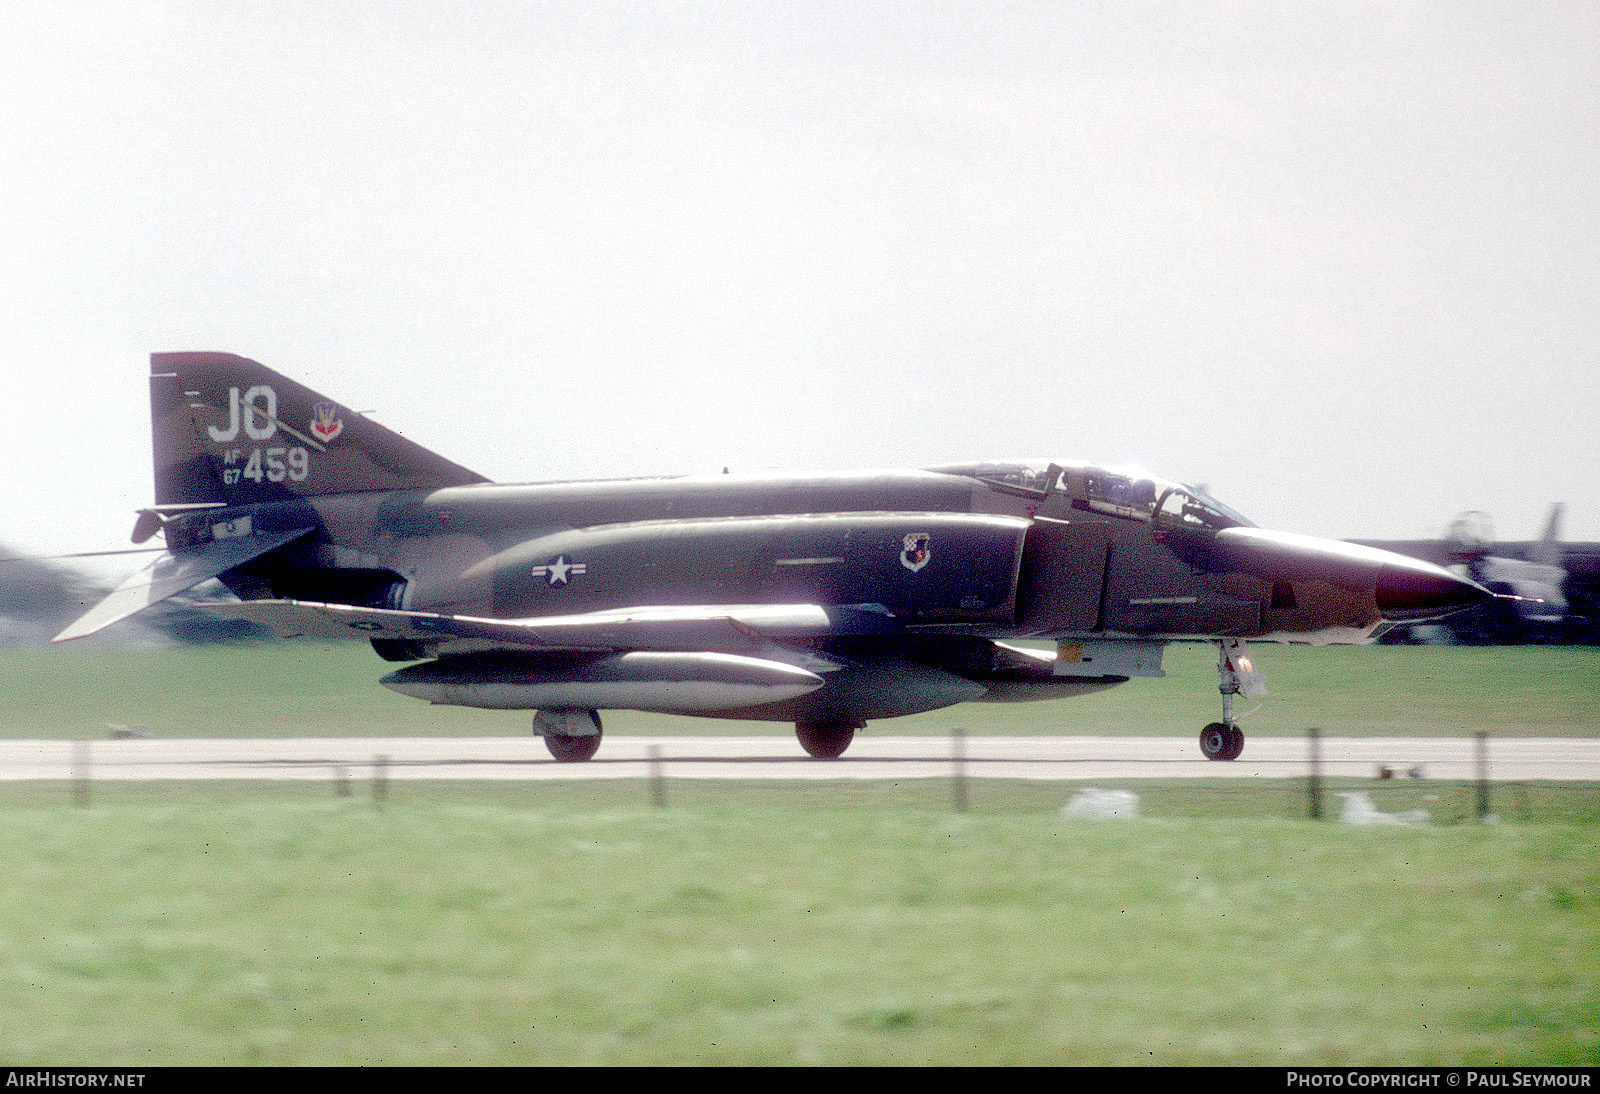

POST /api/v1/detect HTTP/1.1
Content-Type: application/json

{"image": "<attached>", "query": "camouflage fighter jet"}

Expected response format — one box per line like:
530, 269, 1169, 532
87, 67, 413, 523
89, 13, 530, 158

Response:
55, 353, 1491, 761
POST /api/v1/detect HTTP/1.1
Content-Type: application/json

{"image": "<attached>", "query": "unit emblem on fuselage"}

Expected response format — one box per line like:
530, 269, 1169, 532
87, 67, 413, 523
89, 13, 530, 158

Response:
310, 401, 344, 443
900, 533, 931, 573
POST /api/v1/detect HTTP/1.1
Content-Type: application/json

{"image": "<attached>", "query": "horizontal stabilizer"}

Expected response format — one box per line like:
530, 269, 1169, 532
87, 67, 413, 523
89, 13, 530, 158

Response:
52, 527, 314, 642
195, 599, 903, 652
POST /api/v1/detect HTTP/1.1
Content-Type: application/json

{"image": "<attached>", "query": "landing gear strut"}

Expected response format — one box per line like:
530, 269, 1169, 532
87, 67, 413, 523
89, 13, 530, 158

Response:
795, 720, 862, 759
1201, 639, 1264, 762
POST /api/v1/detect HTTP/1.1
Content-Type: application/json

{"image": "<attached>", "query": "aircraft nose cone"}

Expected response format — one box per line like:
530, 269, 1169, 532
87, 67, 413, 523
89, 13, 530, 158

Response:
1374, 563, 1493, 622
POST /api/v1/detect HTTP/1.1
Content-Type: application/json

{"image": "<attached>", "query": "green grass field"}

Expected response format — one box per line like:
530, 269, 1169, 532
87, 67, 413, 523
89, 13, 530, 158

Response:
2, 641, 1596, 1065
5, 639, 1597, 739
0, 782, 1595, 1066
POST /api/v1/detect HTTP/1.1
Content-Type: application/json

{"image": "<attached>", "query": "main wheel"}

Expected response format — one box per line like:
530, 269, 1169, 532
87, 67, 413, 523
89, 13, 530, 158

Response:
795, 721, 857, 759
1199, 722, 1244, 761
545, 730, 602, 763
536, 709, 603, 762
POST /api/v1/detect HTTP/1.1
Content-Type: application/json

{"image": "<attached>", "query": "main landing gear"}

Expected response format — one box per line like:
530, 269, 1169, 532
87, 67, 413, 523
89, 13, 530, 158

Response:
532, 711, 867, 762
535, 709, 603, 763
795, 720, 864, 759
1201, 639, 1265, 762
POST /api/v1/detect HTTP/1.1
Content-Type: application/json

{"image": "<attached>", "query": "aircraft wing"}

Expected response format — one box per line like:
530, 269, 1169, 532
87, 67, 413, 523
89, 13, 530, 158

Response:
52, 527, 316, 642
196, 598, 903, 654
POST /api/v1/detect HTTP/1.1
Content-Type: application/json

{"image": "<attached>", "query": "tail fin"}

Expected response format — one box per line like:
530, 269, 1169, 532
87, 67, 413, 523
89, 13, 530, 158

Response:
151, 352, 489, 506
1531, 502, 1566, 568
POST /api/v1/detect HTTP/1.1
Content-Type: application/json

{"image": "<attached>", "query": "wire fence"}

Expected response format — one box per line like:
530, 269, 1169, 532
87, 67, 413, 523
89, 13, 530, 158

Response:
48, 730, 1600, 826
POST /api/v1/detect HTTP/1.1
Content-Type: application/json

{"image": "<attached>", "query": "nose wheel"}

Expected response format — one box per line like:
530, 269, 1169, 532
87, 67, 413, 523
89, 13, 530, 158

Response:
1200, 721, 1245, 761
1201, 639, 1264, 762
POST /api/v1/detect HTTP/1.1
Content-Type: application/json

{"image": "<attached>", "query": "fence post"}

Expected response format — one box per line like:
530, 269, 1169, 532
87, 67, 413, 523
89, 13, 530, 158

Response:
1475, 732, 1490, 821
951, 727, 968, 813
648, 745, 666, 808
1307, 727, 1322, 820
373, 754, 389, 804
72, 739, 90, 809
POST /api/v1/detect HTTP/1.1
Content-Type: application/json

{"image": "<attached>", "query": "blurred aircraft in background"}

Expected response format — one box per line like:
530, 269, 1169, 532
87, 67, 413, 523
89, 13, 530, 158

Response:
1361, 505, 1600, 645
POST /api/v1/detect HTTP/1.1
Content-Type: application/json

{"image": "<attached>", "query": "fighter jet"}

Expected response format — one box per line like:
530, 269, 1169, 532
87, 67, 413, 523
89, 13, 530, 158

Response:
55, 353, 1491, 762
1362, 507, 1576, 644
1451, 508, 1569, 634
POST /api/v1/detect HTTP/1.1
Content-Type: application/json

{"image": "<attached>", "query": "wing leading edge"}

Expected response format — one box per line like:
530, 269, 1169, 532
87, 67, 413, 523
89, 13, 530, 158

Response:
195, 598, 902, 653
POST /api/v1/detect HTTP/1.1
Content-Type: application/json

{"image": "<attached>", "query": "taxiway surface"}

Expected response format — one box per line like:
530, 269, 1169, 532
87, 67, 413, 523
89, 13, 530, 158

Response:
0, 735, 1594, 782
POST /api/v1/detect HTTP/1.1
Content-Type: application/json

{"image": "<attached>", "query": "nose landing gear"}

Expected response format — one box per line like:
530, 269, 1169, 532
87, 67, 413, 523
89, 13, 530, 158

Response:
1201, 639, 1264, 761
1200, 720, 1245, 761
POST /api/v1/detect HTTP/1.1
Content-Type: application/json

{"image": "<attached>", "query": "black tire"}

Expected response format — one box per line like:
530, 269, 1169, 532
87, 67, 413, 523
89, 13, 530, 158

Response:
545, 729, 602, 762
1200, 722, 1244, 761
795, 721, 857, 759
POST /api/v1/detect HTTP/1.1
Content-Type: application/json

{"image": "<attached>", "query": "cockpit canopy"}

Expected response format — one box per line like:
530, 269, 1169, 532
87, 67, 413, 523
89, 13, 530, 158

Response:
930, 460, 1254, 532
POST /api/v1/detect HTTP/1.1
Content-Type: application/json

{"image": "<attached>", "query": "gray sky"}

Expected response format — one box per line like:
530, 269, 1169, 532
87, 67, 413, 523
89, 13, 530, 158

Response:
4, 1, 1597, 575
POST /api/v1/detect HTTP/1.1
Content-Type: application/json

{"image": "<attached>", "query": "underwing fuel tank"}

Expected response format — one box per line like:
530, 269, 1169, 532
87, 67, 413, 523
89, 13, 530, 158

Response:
380, 650, 825, 713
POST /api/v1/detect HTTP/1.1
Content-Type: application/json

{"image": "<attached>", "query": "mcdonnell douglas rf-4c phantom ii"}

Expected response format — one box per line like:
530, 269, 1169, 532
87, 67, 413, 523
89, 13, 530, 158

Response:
56, 353, 1492, 762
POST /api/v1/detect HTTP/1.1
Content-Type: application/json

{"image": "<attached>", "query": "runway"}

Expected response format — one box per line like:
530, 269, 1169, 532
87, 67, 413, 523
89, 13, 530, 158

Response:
1, 735, 1595, 783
